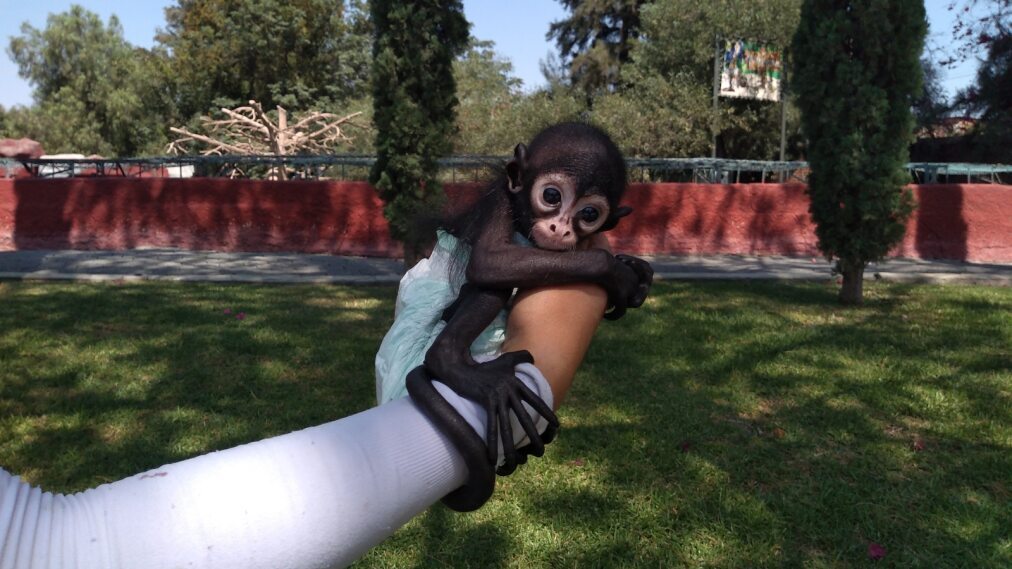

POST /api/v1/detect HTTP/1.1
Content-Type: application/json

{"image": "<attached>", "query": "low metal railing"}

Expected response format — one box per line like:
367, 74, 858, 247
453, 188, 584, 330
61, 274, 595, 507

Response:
907, 163, 1011, 184
2, 155, 1009, 184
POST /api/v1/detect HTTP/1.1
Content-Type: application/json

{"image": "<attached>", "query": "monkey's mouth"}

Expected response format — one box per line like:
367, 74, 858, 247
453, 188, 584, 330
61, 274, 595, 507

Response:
536, 241, 573, 251
529, 235, 575, 252
530, 225, 578, 251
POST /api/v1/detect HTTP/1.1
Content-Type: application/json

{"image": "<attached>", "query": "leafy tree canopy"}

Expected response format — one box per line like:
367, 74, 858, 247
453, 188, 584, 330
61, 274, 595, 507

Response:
943, 0, 1009, 66
6, 5, 171, 155
913, 56, 951, 135
950, 1, 1011, 161
548, 0, 646, 96
634, 0, 799, 81
962, 31, 1012, 161
452, 40, 585, 155
589, 0, 801, 159
452, 40, 524, 155
158, 0, 372, 118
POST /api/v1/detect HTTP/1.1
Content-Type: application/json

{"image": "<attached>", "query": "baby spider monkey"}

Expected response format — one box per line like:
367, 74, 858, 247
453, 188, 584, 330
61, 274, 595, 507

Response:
406, 123, 652, 491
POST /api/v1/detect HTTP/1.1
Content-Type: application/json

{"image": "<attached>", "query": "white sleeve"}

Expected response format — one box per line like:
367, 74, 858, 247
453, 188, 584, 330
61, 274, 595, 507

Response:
0, 365, 553, 569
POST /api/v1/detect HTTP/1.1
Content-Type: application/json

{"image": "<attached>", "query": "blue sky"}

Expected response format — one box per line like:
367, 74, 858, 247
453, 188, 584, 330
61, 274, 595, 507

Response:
0, 1, 982, 109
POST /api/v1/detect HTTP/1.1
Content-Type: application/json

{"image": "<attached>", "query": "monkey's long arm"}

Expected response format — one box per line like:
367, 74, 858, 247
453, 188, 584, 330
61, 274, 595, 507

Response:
467, 203, 651, 313
468, 214, 616, 287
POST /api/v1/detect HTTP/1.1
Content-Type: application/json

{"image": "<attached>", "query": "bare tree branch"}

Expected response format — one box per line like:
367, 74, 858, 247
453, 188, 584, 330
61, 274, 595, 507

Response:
167, 101, 365, 179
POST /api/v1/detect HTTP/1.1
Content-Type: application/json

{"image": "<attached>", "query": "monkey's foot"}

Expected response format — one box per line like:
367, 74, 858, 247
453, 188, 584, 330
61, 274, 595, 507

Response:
406, 364, 557, 512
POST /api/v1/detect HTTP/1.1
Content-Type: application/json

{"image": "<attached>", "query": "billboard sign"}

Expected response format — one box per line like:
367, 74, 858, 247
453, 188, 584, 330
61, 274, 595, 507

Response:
720, 40, 782, 102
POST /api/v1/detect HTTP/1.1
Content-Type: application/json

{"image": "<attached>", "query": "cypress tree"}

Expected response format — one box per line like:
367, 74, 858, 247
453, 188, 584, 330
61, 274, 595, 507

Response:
370, 0, 469, 263
792, 0, 926, 304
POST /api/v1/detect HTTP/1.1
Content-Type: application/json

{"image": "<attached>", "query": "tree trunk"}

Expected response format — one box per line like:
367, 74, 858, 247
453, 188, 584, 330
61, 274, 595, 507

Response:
275, 106, 289, 181
838, 260, 865, 305
403, 248, 424, 270
402, 236, 436, 270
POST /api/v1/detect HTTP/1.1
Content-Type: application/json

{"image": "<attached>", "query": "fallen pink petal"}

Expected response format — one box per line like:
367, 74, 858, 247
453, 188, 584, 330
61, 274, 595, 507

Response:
868, 542, 887, 560
236, 312, 246, 320
223, 308, 232, 315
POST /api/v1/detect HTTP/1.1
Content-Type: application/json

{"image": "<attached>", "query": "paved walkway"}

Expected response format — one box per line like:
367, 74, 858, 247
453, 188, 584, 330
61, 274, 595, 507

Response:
0, 248, 1008, 285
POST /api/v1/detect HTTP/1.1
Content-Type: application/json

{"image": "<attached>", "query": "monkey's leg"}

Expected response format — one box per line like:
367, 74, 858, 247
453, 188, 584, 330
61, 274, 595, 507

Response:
0, 365, 553, 569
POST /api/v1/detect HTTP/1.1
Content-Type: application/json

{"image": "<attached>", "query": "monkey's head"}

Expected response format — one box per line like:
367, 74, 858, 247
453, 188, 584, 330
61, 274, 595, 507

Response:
505, 122, 632, 251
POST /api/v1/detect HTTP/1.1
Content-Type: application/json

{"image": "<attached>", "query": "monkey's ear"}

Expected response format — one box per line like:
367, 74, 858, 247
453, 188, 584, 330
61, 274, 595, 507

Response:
600, 206, 633, 232
506, 143, 528, 193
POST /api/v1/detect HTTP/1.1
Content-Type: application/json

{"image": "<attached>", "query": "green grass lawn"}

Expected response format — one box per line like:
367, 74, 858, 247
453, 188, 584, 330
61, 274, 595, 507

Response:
1, 279, 1009, 568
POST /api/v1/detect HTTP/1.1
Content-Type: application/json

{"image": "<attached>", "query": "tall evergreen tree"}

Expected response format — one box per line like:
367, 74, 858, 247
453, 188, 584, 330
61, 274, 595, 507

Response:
547, 0, 646, 96
792, 0, 927, 304
370, 0, 469, 263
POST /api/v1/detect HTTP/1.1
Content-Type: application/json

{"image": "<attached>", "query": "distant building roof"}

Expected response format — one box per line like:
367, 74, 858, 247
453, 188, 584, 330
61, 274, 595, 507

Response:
0, 138, 44, 159
918, 117, 977, 139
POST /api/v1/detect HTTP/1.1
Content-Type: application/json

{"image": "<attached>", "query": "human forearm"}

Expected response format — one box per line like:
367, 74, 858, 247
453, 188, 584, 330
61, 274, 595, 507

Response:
501, 283, 608, 409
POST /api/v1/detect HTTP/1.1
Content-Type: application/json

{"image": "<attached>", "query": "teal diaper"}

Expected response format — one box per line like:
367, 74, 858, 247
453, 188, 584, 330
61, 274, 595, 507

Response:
375, 231, 508, 404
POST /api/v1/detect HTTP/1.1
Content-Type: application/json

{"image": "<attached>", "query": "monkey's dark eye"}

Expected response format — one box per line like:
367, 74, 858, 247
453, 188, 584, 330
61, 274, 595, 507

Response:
580, 206, 600, 223
543, 187, 562, 205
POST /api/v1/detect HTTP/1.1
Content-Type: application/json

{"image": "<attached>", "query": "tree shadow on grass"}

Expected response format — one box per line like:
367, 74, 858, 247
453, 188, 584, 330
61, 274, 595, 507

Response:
538, 281, 1011, 567
0, 281, 394, 491
412, 505, 511, 569
2, 280, 1009, 567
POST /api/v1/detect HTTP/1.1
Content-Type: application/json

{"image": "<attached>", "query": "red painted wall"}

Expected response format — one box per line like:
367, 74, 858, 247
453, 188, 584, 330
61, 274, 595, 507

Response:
610, 183, 821, 257
0, 178, 1009, 262
0, 178, 401, 257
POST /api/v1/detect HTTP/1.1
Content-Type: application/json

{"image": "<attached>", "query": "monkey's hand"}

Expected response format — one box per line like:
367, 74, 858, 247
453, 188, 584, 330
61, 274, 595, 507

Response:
604, 254, 654, 320
427, 350, 559, 476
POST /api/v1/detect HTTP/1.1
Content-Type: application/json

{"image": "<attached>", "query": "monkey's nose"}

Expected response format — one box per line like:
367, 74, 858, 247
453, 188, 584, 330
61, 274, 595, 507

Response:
549, 224, 572, 237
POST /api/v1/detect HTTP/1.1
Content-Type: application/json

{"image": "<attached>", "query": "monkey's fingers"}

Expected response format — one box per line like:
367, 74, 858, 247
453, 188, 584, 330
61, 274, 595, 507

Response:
617, 255, 654, 307
635, 259, 655, 288
630, 280, 651, 307
497, 403, 519, 475
498, 376, 557, 475
617, 254, 654, 284
496, 391, 546, 477
514, 377, 559, 429
484, 399, 499, 467
539, 420, 559, 445
498, 349, 535, 367
604, 304, 627, 320
510, 392, 546, 458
